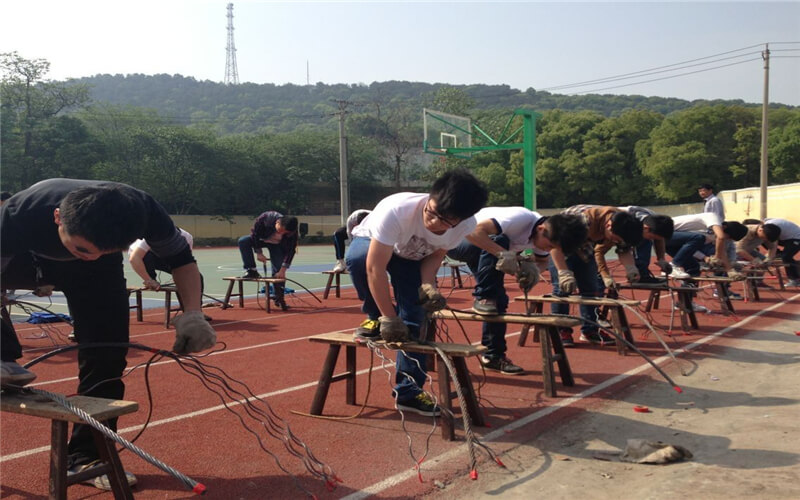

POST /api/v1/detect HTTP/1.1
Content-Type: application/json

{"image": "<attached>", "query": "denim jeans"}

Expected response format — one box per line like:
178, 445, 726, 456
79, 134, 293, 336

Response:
665, 232, 706, 276
548, 251, 602, 334
447, 235, 511, 359
238, 235, 286, 298
634, 239, 654, 277
778, 239, 800, 280
346, 237, 428, 402
1, 252, 129, 466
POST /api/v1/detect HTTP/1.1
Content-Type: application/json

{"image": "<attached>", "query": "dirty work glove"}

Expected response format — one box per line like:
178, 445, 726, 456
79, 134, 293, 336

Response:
706, 256, 725, 272
495, 251, 519, 275
516, 259, 540, 293
624, 265, 641, 283
727, 270, 745, 281
557, 270, 577, 295
418, 283, 446, 312
656, 259, 673, 274
379, 316, 409, 343
172, 311, 217, 354
602, 275, 617, 290
750, 256, 765, 268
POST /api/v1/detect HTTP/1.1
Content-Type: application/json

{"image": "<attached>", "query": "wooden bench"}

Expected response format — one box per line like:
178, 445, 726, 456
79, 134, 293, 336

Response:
221, 277, 286, 313
431, 310, 578, 398
322, 270, 348, 299
687, 275, 738, 314
127, 286, 183, 328
617, 283, 700, 332
126, 287, 144, 322
513, 295, 641, 356
1, 391, 138, 500
308, 331, 485, 441
440, 260, 464, 289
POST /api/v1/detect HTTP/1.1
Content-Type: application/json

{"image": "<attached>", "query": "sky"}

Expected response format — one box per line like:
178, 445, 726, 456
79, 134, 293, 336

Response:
2, 1, 799, 106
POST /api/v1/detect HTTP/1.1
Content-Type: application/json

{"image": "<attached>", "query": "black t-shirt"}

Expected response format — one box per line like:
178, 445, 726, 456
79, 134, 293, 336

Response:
0, 178, 193, 271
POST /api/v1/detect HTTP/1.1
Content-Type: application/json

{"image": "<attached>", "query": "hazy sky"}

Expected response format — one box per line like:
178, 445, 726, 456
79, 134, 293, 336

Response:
2, 1, 799, 105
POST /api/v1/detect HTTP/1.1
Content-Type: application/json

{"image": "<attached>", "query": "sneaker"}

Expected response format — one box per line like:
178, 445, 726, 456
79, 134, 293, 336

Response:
332, 259, 346, 273
580, 330, 616, 346
787, 279, 800, 288
396, 392, 441, 417
274, 298, 289, 311
558, 328, 575, 348
596, 318, 612, 329
472, 298, 498, 315
480, 355, 524, 375
241, 269, 261, 279
0, 361, 37, 387
669, 266, 690, 280
728, 291, 743, 301
354, 318, 380, 339
67, 459, 137, 491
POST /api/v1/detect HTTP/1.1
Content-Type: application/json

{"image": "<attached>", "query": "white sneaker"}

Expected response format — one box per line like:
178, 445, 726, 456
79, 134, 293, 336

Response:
332, 259, 346, 273
0, 361, 36, 387
670, 266, 690, 279
787, 279, 800, 288
673, 302, 709, 313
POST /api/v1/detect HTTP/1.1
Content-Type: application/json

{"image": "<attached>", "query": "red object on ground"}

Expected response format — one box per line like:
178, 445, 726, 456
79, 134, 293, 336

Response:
633, 405, 650, 413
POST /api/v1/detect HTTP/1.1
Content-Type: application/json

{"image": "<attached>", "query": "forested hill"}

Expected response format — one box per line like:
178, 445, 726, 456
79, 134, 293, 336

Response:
71, 74, 765, 135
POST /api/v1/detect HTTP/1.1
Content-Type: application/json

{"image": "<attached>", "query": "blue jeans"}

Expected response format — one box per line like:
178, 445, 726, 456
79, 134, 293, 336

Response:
665, 232, 706, 276
549, 251, 602, 335
447, 235, 511, 359
346, 237, 428, 402
238, 235, 286, 298
634, 239, 654, 277
778, 239, 800, 280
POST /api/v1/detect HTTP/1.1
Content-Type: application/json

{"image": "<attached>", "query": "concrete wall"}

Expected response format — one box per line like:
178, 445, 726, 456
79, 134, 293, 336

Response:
170, 182, 800, 240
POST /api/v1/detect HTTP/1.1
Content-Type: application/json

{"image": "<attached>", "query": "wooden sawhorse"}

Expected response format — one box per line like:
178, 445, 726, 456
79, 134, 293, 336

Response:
440, 260, 464, 289
513, 295, 641, 356
1, 391, 138, 500
308, 332, 485, 441
322, 270, 348, 299
221, 277, 286, 313
431, 310, 579, 398
617, 283, 700, 332
126, 287, 144, 322
687, 276, 738, 315
126, 286, 183, 328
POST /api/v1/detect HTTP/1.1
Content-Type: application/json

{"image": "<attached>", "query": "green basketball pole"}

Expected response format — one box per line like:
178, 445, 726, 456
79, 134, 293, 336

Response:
515, 109, 538, 210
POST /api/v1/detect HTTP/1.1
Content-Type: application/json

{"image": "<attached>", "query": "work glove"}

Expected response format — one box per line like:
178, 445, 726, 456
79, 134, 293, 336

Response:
624, 265, 641, 283
750, 256, 765, 268
172, 311, 217, 354
727, 270, 746, 281
379, 316, 409, 343
418, 283, 446, 312
602, 275, 617, 290
516, 258, 540, 293
706, 256, 725, 272
656, 259, 673, 274
557, 270, 577, 295
495, 251, 519, 275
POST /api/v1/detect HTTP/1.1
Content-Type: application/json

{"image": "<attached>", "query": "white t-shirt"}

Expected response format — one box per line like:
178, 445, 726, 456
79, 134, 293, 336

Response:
672, 213, 721, 233
352, 192, 477, 261
474, 206, 548, 255
129, 228, 193, 254
346, 209, 372, 239
765, 218, 800, 241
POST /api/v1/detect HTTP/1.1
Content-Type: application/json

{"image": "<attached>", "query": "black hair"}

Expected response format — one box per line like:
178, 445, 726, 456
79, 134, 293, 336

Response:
545, 214, 588, 255
643, 214, 674, 240
610, 211, 643, 247
58, 185, 147, 250
761, 223, 780, 242
698, 183, 714, 191
430, 168, 488, 221
355, 211, 370, 225
279, 215, 299, 233
0, 191, 12, 202
742, 218, 762, 225
722, 221, 748, 241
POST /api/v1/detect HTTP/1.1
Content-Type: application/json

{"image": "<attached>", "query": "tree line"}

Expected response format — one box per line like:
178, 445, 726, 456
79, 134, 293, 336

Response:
2, 52, 798, 216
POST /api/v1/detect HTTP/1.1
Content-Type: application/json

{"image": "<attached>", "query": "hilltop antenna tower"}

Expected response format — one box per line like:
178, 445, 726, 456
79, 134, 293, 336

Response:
224, 3, 239, 85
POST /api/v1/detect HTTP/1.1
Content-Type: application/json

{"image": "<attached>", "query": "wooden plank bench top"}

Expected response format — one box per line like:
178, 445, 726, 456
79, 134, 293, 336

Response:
513, 295, 641, 306
687, 276, 739, 282
309, 331, 486, 357
222, 276, 285, 283
617, 283, 700, 292
221, 276, 286, 311
432, 309, 580, 328
1, 392, 139, 422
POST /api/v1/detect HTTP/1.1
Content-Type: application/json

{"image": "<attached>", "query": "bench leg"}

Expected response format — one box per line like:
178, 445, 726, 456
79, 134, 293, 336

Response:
453, 358, 484, 427
436, 364, 456, 441
92, 428, 135, 500
714, 282, 734, 314
238, 281, 245, 308
609, 306, 634, 356
50, 420, 69, 500
345, 345, 356, 406
222, 281, 236, 309
323, 273, 335, 299
548, 325, 574, 389
517, 302, 543, 347
164, 290, 172, 329
310, 345, 342, 415
135, 290, 143, 322
645, 290, 660, 311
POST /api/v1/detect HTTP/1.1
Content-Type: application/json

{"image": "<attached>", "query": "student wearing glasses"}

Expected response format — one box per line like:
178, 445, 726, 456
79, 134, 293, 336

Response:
346, 168, 488, 416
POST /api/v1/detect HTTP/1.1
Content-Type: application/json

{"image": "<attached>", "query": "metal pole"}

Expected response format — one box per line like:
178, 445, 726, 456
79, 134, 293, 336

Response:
759, 43, 770, 220
338, 102, 350, 227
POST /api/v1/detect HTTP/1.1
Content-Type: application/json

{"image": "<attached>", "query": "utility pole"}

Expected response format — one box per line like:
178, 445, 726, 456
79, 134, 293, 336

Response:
224, 3, 239, 85
331, 100, 352, 227
759, 43, 770, 220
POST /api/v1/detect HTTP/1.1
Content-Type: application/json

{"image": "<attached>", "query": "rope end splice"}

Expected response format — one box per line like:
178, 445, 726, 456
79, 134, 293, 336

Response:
192, 482, 207, 495
469, 470, 478, 480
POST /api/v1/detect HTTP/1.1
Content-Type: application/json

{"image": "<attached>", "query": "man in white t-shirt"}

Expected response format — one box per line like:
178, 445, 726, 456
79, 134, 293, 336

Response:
346, 169, 488, 417
447, 208, 587, 375
759, 219, 800, 286
667, 213, 747, 278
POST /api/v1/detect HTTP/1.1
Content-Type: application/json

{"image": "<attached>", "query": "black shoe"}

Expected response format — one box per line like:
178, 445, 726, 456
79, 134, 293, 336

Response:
580, 330, 616, 346
558, 328, 575, 348
67, 459, 137, 491
396, 392, 441, 417
480, 355, 524, 375
67, 331, 77, 343
472, 298, 498, 315
241, 269, 261, 279
638, 275, 667, 284
274, 299, 289, 311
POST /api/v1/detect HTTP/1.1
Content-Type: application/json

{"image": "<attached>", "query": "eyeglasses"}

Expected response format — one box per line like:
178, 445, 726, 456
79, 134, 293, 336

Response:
424, 200, 458, 229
